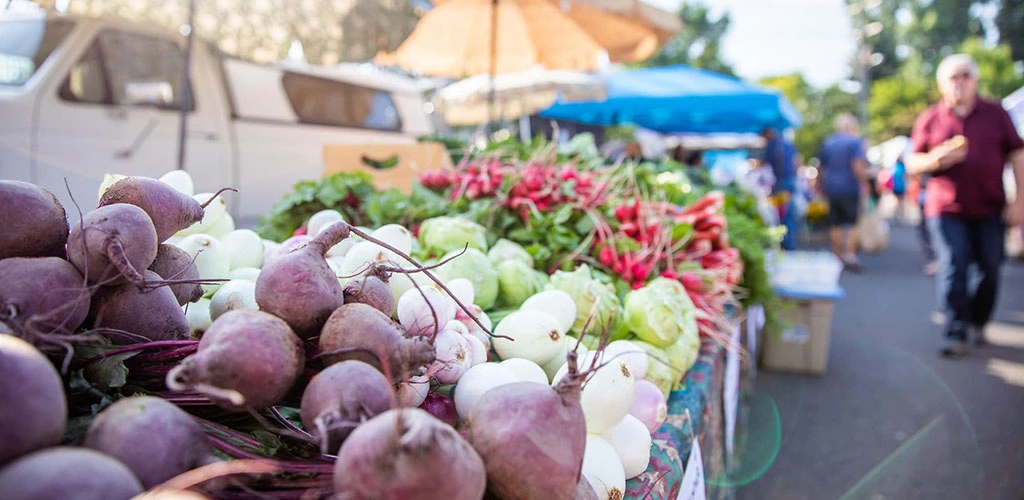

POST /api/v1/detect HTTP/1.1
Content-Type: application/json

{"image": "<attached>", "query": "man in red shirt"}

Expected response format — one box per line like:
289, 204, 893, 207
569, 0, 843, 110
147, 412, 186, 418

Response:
908, 54, 1024, 357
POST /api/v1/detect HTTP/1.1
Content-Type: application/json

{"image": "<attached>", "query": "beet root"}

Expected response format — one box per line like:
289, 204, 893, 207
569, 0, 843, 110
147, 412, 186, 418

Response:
333, 408, 486, 500
149, 244, 203, 305
67, 203, 159, 287
84, 396, 211, 488
573, 475, 599, 500
166, 310, 304, 411
467, 376, 587, 500
0, 180, 69, 260
0, 447, 143, 500
318, 303, 435, 382
0, 335, 67, 466
98, 176, 205, 242
254, 223, 350, 338
91, 270, 190, 341
300, 360, 394, 455
343, 274, 395, 317
0, 257, 91, 340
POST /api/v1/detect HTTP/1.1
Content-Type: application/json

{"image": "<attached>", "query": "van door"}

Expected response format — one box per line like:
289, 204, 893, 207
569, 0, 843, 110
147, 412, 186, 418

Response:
34, 26, 192, 210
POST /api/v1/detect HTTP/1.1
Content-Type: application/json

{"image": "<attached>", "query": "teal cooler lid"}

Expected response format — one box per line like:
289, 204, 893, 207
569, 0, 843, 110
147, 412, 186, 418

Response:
774, 285, 845, 301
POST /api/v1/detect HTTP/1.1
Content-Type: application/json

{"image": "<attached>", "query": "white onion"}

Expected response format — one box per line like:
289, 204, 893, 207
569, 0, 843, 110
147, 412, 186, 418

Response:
446, 278, 475, 306
176, 192, 227, 236
553, 351, 636, 434
97, 173, 127, 201
219, 229, 265, 270
340, 241, 395, 277
453, 362, 518, 420
581, 435, 626, 500
205, 212, 235, 239
371, 224, 414, 255
491, 310, 566, 365
465, 333, 489, 366
541, 335, 588, 382
183, 298, 211, 336
174, 234, 230, 296
158, 170, 194, 196
520, 289, 577, 334
307, 209, 344, 236
227, 267, 261, 282
630, 379, 668, 434
604, 340, 649, 381
500, 358, 549, 385
430, 328, 473, 385
396, 375, 430, 408
600, 415, 652, 479
209, 280, 258, 321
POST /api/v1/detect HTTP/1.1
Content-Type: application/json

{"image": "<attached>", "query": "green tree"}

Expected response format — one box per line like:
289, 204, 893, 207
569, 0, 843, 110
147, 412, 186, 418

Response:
638, 2, 734, 75
996, 0, 1024, 61
867, 71, 935, 141
958, 38, 1024, 99
903, 0, 985, 62
759, 74, 859, 161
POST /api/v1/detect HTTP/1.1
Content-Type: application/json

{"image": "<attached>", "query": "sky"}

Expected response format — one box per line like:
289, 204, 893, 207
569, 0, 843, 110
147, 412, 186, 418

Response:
645, 0, 858, 88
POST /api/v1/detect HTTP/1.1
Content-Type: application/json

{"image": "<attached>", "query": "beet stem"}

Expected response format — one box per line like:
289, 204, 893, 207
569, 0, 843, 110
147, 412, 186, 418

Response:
84, 340, 198, 363
150, 459, 278, 492
199, 186, 238, 209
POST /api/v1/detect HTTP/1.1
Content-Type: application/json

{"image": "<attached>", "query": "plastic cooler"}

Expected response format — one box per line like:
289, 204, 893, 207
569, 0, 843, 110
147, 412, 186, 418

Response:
762, 252, 845, 375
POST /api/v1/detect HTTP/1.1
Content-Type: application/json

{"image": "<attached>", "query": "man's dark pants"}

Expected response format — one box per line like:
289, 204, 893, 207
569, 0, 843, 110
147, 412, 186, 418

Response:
927, 215, 1006, 340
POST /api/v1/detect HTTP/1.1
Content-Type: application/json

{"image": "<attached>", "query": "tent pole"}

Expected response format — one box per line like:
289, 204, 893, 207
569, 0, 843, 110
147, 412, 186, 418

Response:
486, 0, 498, 136
176, 0, 196, 171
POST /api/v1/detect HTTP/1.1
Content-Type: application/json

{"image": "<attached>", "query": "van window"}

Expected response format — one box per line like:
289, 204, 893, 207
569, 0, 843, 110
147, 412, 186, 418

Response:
60, 29, 194, 111
281, 72, 402, 131
0, 18, 74, 86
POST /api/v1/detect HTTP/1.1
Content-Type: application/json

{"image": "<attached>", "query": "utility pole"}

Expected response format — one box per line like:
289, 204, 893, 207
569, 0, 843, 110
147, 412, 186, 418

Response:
849, 0, 883, 131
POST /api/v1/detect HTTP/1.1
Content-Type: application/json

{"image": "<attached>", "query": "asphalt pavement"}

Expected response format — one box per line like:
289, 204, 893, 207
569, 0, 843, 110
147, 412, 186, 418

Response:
735, 223, 1024, 500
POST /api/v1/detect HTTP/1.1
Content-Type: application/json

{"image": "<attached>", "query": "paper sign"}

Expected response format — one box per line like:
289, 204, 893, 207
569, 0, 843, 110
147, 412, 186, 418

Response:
782, 326, 810, 344
677, 439, 707, 500
724, 321, 741, 456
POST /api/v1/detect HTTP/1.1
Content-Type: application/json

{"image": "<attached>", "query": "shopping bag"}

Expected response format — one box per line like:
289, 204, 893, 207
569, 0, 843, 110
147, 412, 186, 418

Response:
857, 200, 890, 253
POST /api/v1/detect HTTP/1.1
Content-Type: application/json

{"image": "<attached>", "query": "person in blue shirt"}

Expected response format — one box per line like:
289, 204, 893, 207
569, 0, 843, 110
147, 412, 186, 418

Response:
760, 128, 799, 249
817, 113, 870, 270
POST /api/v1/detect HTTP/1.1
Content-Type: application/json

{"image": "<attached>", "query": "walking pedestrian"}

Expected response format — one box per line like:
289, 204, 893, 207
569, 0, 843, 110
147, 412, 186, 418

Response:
761, 128, 799, 250
817, 113, 870, 271
906, 54, 1024, 357
917, 174, 940, 275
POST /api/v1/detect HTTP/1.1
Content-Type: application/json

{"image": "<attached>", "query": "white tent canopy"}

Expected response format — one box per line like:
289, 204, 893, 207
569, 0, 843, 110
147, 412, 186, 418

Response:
1004, 85, 1024, 136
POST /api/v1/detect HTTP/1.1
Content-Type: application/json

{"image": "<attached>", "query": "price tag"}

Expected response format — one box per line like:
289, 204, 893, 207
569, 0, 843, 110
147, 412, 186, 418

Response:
676, 439, 707, 500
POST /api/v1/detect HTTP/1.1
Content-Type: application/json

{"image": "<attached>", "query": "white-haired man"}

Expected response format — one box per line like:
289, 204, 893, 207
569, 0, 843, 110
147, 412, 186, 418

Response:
907, 54, 1024, 357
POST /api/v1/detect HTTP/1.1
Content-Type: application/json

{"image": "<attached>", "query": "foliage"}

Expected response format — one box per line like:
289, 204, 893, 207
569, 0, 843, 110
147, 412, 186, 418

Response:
867, 56, 937, 141
636, 1, 735, 76
958, 38, 1024, 100
996, 0, 1024, 62
759, 74, 859, 160
902, 0, 985, 63
254, 172, 379, 242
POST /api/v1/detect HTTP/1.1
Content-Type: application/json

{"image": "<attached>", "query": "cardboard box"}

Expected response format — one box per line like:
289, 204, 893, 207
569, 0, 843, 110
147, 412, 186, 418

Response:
322, 143, 453, 193
761, 288, 843, 375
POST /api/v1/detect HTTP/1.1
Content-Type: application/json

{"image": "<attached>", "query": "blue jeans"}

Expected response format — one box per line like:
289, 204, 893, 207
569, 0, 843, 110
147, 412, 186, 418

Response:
927, 215, 1006, 340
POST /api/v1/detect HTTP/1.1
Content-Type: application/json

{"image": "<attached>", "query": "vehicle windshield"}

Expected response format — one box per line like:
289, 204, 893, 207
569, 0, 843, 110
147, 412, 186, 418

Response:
0, 18, 75, 86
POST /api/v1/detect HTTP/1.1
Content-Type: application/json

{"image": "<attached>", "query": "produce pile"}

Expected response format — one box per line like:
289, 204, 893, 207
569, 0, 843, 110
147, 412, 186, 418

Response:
0, 164, 729, 500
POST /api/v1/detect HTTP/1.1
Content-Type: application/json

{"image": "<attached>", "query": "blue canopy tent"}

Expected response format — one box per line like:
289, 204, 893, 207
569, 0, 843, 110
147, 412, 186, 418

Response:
539, 64, 802, 134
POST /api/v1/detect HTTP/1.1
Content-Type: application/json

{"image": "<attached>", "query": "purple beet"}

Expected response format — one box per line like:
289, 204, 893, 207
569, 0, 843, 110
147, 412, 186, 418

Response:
90, 270, 190, 341
300, 360, 394, 455
98, 176, 207, 242
149, 244, 203, 306
0, 180, 69, 260
0, 447, 143, 500
0, 335, 67, 466
343, 273, 395, 317
318, 303, 435, 382
66, 203, 159, 287
0, 257, 91, 340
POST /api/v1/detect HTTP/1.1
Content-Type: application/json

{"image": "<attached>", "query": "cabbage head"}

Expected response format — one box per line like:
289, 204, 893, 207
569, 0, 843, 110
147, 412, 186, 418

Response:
547, 265, 627, 338
496, 260, 549, 308
436, 248, 499, 310
488, 239, 534, 267
623, 278, 698, 348
418, 216, 488, 256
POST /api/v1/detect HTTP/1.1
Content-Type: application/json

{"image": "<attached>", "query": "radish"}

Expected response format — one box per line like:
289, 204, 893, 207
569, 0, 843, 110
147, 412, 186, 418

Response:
158, 169, 194, 196
343, 274, 395, 317
600, 415, 652, 479
467, 351, 589, 500
0, 257, 91, 340
0, 335, 67, 465
0, 180, 68, 260
553, 351, 636, 434
255, 223, 349, 339
521, 289, 578, 334
0, 447, 143, 500
630, 379, 668, 434
318, 303, 435, 382
98, 177, 227, 243
148, 244, 203, 306
174, 234, 230, 297
333, 408, 486, 500
174, 192, 228, 237
84, 396, 212, 488
90, 270, 190, 341
603, 340, 649, 380
500, 358, 549, 385
218, 229, 264, 270
419, 391, 458, 428
208, 280, 258, 321
452, 362, 518, 421
580, 435, 626, 500
67, 203, 158, 287
300, 360, 394, 455
396, 375, 430, 407
491, 310, 566, 365
167, 310, 304, 411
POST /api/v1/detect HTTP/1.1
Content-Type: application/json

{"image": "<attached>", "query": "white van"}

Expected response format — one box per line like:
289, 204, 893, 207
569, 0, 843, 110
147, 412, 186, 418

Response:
0, 13, 436, 224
